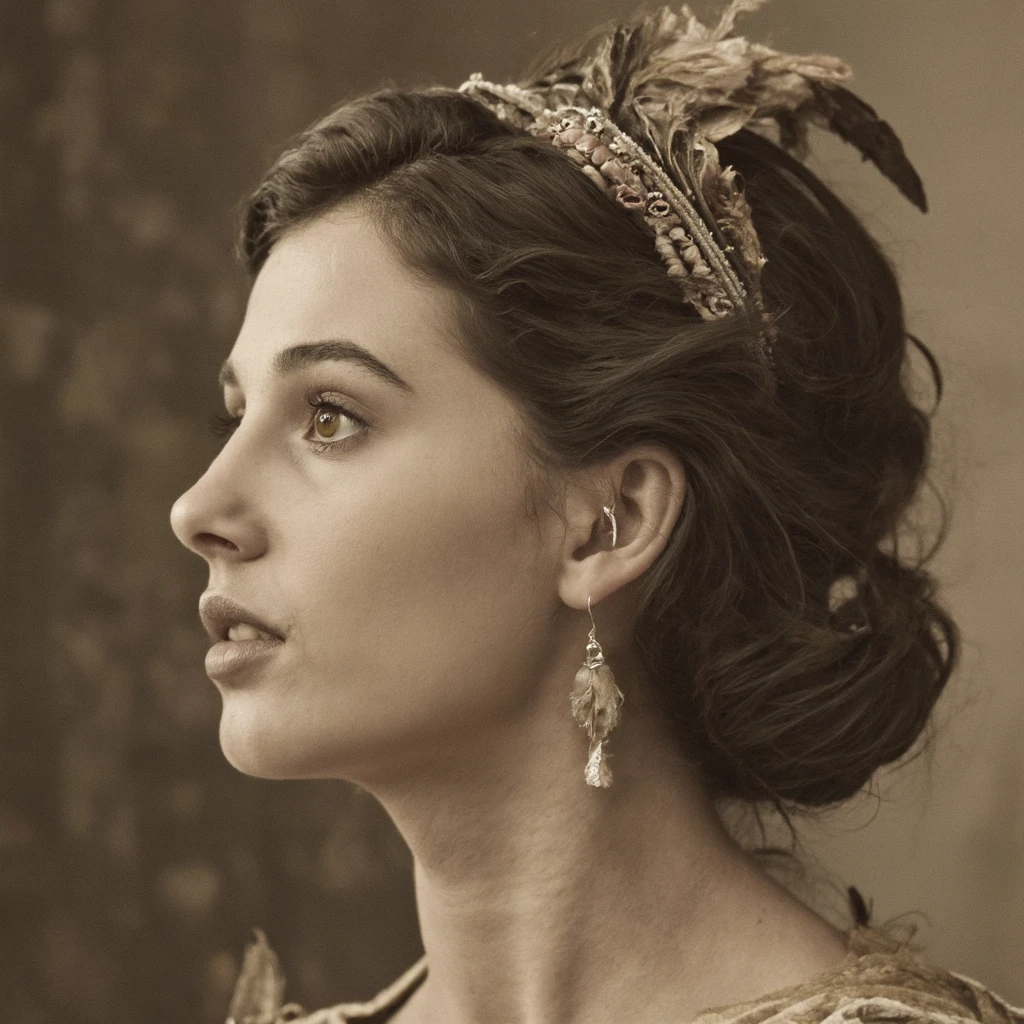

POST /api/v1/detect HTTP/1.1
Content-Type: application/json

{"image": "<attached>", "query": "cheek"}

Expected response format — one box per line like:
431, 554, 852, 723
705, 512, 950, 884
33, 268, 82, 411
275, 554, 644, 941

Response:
280, 434, 555, 764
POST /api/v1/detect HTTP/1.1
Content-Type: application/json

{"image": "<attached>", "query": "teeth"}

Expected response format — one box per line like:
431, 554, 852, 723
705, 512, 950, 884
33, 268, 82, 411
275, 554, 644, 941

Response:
227, 623, 275, 642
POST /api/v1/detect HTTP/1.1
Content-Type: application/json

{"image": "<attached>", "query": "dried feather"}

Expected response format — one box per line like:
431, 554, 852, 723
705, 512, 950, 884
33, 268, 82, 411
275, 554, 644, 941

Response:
226, 928, 288, 1024
804, 80, 928, 212
570, 664, 598, 735
519, 0, 924, 217
589, 663, 624, 737
585, 740, 615, 787
607, 24, 649, 123
570, 663, 624, 741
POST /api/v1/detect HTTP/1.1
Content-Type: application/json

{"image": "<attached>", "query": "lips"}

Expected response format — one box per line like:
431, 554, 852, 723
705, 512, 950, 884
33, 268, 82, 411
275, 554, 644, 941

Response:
205, 634, 283, 682
199, 592, 286, 644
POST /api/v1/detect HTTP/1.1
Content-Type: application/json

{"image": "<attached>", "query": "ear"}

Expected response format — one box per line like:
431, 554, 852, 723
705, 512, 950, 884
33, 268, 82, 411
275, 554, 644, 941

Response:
556, 444, 686, 612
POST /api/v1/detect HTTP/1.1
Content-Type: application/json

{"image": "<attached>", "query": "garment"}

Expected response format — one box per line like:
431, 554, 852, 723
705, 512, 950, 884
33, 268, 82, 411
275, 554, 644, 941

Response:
227, 917, 1024, 1024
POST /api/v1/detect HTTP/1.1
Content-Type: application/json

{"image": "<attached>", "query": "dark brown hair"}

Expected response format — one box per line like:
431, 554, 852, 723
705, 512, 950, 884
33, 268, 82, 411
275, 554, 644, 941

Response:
238, 70, 958, 826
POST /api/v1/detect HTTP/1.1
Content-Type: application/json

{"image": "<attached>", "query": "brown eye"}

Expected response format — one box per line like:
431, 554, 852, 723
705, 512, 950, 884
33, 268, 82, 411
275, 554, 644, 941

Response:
304, 391, 370, 454
314, 407, 340, 438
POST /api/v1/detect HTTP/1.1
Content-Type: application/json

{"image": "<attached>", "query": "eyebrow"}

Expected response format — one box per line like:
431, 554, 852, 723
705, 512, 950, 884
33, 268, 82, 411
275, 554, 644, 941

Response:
217, 339, 414, 394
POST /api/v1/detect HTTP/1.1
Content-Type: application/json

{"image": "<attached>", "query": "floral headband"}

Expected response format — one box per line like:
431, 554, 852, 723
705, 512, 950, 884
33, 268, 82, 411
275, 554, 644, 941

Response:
458, 0, 926, 379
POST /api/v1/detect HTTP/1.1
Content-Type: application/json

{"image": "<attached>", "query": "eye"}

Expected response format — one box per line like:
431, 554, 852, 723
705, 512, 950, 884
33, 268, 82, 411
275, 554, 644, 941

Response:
208, 388, 370, 454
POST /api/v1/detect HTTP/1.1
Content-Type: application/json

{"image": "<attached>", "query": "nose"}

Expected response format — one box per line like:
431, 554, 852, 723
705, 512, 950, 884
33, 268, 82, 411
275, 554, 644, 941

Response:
169, 454, 266, 563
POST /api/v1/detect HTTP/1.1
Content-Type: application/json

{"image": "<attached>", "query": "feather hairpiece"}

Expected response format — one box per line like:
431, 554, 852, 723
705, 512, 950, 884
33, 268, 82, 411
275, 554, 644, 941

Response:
458, 0, 927, 379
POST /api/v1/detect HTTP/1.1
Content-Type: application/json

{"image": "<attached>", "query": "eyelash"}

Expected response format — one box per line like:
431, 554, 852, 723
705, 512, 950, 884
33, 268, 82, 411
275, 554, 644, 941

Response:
208, 387, 370, 454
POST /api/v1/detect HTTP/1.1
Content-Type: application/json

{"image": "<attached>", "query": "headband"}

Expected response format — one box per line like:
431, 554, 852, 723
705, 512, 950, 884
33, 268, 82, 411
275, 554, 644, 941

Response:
457, 0, 926, 379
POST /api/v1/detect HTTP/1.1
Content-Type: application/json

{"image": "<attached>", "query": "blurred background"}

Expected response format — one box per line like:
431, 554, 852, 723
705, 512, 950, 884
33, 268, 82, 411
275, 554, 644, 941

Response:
1, 0, 1021, 1021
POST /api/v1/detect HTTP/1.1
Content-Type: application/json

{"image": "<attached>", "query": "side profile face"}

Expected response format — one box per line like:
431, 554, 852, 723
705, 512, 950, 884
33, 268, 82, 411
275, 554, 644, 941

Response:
170, 204, 569, 788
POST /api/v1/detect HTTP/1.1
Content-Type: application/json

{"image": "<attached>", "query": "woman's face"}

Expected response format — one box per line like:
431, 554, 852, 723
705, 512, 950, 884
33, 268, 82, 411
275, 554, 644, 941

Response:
170, 204, 563, 788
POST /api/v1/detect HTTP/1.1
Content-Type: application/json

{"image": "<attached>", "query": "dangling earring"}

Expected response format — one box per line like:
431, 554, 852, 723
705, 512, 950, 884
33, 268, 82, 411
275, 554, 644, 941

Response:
569, 502, 625, 788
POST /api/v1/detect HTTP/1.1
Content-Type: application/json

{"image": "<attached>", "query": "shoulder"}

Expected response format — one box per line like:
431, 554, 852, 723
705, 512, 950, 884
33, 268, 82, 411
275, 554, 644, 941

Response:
695, 925, 1024, 1024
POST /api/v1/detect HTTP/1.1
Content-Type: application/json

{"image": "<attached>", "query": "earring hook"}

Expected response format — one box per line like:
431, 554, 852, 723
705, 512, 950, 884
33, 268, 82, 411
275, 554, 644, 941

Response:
585, 594, 603, 666
603, 500, 617, 548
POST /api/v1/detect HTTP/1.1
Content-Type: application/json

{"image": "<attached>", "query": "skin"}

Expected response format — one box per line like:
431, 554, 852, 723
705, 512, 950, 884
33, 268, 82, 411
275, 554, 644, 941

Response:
170, 203, 852, 1024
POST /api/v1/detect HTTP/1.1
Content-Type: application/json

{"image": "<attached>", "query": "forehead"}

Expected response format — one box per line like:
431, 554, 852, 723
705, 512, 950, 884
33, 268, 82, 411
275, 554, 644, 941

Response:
229, 205, 459, 389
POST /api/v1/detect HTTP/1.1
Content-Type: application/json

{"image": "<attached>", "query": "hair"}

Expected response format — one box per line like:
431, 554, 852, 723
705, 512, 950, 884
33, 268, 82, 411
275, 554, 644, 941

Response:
236, 45, 959, 835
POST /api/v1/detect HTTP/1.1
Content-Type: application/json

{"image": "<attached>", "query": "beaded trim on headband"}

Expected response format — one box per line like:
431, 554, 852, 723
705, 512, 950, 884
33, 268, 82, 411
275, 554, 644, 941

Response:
457, 74, 777, 375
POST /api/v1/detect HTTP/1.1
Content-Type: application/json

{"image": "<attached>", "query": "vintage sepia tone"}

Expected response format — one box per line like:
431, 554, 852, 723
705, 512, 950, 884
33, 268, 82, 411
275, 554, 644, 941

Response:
1, 1, 1021, 1022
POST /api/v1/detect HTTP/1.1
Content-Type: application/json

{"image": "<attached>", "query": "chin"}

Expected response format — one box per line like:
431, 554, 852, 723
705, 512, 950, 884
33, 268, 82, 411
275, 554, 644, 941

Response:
214, 685, 442, 785
216, 696, 375, 781
217, 700, 309, 779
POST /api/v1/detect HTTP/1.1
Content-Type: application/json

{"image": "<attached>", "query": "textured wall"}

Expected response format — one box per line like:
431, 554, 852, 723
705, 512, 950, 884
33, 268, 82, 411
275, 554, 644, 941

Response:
1, 1, 1020, 1021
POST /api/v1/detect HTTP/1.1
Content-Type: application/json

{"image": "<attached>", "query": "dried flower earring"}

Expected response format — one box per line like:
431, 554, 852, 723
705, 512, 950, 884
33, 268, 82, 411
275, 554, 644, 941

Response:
570, 502, 625, 787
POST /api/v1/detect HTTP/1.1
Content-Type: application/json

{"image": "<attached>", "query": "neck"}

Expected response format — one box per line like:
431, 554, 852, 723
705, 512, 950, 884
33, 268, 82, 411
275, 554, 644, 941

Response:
360, 649, 850, 1024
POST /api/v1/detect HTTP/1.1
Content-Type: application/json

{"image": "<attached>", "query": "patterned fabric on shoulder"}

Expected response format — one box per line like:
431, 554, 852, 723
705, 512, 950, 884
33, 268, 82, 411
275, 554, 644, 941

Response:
690, 924, 1024, 1024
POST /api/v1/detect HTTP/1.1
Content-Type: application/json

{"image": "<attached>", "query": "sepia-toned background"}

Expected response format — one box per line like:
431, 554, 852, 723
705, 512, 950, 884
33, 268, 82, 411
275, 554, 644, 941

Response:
1, 1, 1021, 1021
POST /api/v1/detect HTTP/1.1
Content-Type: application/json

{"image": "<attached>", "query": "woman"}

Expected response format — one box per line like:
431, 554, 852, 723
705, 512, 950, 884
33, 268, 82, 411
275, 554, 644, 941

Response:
169, 2, 1022, 1023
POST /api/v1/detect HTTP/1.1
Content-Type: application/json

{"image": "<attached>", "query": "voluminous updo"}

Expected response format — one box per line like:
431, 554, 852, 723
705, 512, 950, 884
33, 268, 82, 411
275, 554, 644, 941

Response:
237, 43, 958, 819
